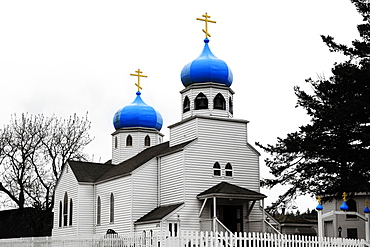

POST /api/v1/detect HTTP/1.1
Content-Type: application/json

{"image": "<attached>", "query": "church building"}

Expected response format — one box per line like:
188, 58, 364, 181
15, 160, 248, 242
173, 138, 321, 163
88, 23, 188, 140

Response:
52, 13, 267, 237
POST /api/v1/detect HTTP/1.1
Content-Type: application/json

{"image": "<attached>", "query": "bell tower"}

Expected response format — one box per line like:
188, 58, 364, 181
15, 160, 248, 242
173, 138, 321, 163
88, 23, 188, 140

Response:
180, 13, 234, 120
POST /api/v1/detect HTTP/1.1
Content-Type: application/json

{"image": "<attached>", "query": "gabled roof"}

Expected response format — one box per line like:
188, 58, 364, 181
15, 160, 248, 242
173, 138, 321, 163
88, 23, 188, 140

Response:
68, 161, 114, 183
135, 203, 184, 224
68, 139, 195, 183
197, 181, 266, 200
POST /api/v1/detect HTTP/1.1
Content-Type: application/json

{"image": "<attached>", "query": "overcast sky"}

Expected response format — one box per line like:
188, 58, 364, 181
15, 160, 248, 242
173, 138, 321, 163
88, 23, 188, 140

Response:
0, 0, 363, 212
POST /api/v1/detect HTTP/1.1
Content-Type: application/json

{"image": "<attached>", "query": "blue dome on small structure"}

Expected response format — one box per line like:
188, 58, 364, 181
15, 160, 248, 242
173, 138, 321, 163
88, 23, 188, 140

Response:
113, 92, 163, 131
181, 38, 233, 87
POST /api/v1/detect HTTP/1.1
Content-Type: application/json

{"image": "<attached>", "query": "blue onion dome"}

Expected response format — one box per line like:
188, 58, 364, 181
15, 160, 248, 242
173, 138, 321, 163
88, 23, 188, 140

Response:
181, 38, 233, 87
113, 91, 163, 131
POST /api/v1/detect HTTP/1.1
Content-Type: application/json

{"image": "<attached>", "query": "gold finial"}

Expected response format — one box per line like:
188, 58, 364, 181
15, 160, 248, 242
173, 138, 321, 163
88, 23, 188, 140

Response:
196, 12, 216, 38
342, 192, 347, 202
130, 69, 147, 92
366, 200, 369, 207
317, 196, 322, 204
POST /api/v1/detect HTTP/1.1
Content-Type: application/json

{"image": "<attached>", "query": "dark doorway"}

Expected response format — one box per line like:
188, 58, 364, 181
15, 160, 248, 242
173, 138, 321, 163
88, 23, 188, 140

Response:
217, 205, 243, 232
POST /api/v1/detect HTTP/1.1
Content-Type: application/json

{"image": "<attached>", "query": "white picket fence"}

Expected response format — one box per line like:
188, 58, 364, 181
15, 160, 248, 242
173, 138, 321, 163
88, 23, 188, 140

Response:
0, 231, 369, 247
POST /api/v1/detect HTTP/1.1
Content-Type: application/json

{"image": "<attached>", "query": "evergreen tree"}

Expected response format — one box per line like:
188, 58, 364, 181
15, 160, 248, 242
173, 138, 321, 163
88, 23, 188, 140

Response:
256, 0, 370, 208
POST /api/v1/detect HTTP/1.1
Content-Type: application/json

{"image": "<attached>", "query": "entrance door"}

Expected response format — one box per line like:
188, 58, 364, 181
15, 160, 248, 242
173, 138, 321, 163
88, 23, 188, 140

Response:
218, 205, 243, 232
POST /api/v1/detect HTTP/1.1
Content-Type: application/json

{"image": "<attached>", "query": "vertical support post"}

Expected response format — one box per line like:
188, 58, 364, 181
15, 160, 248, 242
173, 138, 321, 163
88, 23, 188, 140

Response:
262, 199, 266, 232
318, 209, 323, 246
213, 197, 217, 232
366, 213, 369, 242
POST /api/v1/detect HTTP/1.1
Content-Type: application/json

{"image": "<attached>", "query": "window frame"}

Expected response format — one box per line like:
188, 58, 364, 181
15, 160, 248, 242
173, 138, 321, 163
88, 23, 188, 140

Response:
144, 135, 151, 147
213, 162, 221, 176
97, 196, 101, 225
194, 93, 208, 110
213, 93, 226, 110
225, 163, 233, 177
126, 135, 133, 146
110, 193, 114, 223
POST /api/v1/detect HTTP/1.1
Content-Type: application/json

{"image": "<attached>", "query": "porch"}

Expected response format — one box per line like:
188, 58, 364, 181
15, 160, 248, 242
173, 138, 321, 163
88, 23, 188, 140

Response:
197, 182, 267, 234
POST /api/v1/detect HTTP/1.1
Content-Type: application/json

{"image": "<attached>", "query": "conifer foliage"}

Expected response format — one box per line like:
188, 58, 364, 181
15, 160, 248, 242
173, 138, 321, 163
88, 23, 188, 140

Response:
256, 0, 370, 208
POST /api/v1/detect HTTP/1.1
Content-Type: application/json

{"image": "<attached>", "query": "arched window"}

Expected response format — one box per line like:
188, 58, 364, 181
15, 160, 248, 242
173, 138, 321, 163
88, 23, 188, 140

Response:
63, 192, 68, 226
126, 135, 133, 146
110, 193, 114, 223
145, 135, 150, 146
183, 96, 190, 113
347, 199, 357, 218
229, 97, 233, 114
225, 163, 233, 177
69, 199, 73, 226
59, 201, 62, 227
114, 136, 118, 149
195, 93, 208, 110
97, 196, 101, 225
213, 162, 221, 176
214, 93, 226, 110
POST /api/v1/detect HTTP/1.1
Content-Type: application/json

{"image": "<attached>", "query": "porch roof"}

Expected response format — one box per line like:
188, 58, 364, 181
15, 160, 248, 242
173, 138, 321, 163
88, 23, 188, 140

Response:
135, 203, 184, 224
197, 182, 266, 200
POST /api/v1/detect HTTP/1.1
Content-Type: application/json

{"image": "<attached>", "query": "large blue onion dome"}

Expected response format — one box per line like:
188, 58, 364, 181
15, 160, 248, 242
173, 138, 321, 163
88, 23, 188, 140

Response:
181, 38, 233, 87
113, 91, 163, 131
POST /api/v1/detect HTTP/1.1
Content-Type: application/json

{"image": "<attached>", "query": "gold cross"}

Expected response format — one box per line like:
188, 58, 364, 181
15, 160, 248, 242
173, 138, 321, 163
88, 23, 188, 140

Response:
342, 192, 347, 202
317, 196, 322, 204
130, 69, 147, 92
196, 12, 216, 38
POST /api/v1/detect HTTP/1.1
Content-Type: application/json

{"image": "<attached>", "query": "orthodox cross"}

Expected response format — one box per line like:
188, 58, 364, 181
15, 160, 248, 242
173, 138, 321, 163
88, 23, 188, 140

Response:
342, 192, 347, 201
317, 196, 322, 204
196, 12, 216, 38
130, 69, 147, 92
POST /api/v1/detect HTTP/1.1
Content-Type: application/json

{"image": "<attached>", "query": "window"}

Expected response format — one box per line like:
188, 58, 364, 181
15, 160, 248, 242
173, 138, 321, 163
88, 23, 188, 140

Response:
63, 192, 68, 226
195, 93, 208, 110
225, 163, 233, 177
213, 162, 221, 176
214, 93, 226, 110
69, 199, 73, 226
347, 228, 358, 239
229, 97, 233, 114
114, 136, 118, 149
126, 135, 132, 146
97, 196, 101, 225
110, 193, 114, 223
346, 199, 357, 219
144, 135, 150, 146
59, 201, 62, 227
183, 96, 190, 113
168, 222, 178, 237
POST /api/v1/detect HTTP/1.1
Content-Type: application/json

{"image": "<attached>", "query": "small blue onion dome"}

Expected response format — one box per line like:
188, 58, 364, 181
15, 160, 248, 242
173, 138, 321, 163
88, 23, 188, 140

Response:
316, 203, 324, 211
113, 91, 163, 131
181, 38, 233, 87
340, 201, 349, 211
364, 206, 370, 214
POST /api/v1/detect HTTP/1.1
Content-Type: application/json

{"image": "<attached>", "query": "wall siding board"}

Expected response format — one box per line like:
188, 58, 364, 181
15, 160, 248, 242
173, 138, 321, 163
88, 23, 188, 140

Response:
160, 151, 184, 205
53, 163, 79, 237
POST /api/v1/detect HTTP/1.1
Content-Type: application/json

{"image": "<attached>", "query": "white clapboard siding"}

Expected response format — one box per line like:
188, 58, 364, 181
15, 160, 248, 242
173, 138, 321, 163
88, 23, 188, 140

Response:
76, 184, 94, 235
131, 159, 159, 224
112, 129, 163, 164
169, 118, 198, 146
160, 151, 185, 205
95, 175, 133, 235
53, 163, 79, 237
170, 117, 261, 231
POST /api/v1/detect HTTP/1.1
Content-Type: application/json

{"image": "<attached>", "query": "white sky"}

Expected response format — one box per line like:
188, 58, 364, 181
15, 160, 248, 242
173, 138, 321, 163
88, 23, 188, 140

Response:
0, 0, 363, 212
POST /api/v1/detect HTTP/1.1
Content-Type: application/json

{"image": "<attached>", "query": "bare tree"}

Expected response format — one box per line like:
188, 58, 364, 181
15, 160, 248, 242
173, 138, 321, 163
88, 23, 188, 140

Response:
0, 113, 93, 210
